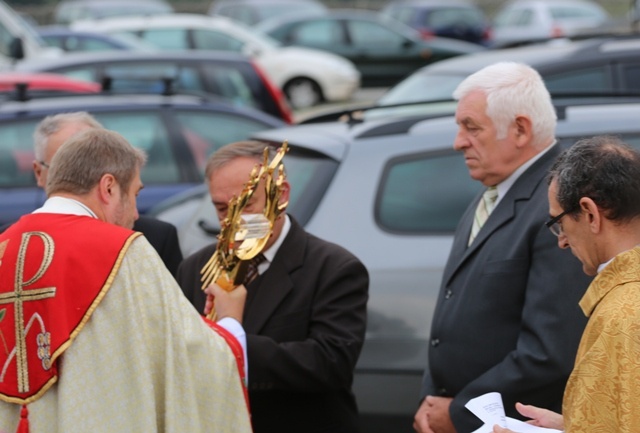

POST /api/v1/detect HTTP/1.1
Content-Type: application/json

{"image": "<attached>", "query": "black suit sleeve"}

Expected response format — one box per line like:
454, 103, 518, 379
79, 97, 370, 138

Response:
133, 216, 183, 277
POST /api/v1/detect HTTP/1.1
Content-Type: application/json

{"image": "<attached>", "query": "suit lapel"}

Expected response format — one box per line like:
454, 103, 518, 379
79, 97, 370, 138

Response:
444, 144, 561, 286
242, 217, 306, 333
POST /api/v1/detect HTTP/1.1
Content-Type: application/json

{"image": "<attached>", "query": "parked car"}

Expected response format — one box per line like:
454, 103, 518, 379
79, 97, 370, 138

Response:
14, 50, 294, 124
303, 36, 640, 123
38, 26, 156, 52
150, 98, 640, 432
0, 91, 285, 226
72, 14, 361, 109
0, 0, 63, 67
492, 0, 610, 48
256, 8, 485, 87
208, 0, 327, 26
53, 0, 173, 26
380, 0, 492, 46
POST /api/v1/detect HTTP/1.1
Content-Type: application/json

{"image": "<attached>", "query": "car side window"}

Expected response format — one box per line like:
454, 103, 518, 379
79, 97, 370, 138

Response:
348, 20, 405, 47
103, 63, 205, 93
93, 112, 180, 184
75, 36, 118, 52
544, 67, 610, 93
291, 20, 340, 45
376, 151, 481, 233
494, 8, 532, 27
192, 29, 244, 52
0, 119, 40, 188
0, 20, 15, 57
175, 110, 275, 173
620, 63, 640, 92
48, 66, 97, 83
139, 28, 189, 50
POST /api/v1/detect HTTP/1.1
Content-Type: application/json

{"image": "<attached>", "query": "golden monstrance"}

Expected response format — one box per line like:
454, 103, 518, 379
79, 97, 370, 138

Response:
200, 142, 289, 320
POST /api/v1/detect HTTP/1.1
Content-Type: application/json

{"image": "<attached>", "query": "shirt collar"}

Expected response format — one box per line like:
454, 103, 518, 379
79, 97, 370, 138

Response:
494, 141, 555, 207
258, 214, 290, 271
33, 196, 98, 218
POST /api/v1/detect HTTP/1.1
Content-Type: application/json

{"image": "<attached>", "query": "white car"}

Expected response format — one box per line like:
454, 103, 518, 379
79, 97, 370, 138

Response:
492, 0, 610, 48
71, 14, 361, 109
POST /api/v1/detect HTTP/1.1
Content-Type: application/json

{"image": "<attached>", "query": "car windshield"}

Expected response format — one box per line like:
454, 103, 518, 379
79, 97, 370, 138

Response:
377, 72, 465, 105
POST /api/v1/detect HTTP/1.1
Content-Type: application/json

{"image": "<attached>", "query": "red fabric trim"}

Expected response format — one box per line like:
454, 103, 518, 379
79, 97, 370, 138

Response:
201, 317, 250, 412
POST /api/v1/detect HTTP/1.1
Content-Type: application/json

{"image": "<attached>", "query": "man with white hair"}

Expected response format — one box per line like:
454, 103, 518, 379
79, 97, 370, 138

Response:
414, 62, 591, 433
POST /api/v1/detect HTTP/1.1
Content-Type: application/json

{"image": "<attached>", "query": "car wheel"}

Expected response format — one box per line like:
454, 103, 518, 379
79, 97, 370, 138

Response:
284, 77, 323, 109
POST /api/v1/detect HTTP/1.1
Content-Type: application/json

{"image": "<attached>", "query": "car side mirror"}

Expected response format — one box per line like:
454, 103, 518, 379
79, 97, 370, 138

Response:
9, 37, 24, 60
198, 219, 220, 237
243, 43, 262, 58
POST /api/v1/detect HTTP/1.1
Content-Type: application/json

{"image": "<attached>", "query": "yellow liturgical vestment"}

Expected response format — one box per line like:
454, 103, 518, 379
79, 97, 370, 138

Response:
563, 246, 640, 433
0, 223, 251, 433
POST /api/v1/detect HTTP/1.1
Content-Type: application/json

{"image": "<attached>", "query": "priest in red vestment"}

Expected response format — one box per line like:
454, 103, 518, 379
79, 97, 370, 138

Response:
0, 129, 251, 433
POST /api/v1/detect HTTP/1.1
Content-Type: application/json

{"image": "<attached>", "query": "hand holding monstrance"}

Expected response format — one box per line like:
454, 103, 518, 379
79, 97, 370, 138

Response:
201, 142, 289, 320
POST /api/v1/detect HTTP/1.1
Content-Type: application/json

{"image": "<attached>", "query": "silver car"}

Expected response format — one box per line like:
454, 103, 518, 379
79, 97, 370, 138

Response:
151, 99, 640, 432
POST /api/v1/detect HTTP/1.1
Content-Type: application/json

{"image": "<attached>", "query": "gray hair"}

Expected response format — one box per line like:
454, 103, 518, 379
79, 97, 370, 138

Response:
46, 129, 146, 197
453, 62, 556, 149
204, 140, 275, 180
33, 112, 103, 160
548, 135, 640, 222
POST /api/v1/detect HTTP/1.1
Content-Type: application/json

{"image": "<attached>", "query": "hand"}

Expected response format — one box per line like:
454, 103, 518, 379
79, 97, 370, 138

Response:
204, 283, 247, 323
493, 426, 516, 433
413, 398, 434, 433
425, 396, 456, 433
514, 402, 564, 430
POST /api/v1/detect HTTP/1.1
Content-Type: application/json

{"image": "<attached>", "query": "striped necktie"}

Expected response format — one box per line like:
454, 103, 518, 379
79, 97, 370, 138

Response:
243, 253, 266, 287
468, 186, 498, 246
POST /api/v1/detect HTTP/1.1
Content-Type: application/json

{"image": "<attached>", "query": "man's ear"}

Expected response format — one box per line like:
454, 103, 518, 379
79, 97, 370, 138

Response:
98, 173, 117, 204
513, 115, 533, 148
580, 197, 601, 233
33, 161, 44, 188
278, 179, 291, 207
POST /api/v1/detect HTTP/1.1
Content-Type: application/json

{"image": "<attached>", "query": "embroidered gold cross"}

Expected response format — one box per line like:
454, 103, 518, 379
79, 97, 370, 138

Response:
0, 232, 56, 393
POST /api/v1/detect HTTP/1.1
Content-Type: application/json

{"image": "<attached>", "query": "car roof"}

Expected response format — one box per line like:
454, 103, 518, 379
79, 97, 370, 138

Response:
15, 49, 254, 71
252, 99, 640, 161
419, 37, 640, 75
0, 92, 277, 121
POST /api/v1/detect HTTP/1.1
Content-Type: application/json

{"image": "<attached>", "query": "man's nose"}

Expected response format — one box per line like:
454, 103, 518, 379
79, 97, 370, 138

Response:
453, 131, 468, 151
557, 232, 569, 249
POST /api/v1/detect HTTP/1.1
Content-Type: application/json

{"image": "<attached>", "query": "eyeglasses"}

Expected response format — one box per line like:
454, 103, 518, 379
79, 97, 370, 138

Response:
545, 208, 575, 237
38, 160, 50, 169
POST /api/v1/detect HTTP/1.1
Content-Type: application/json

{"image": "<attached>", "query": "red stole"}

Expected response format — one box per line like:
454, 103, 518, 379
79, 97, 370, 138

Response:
202, 317, 250, 412
0, 213, 139, 405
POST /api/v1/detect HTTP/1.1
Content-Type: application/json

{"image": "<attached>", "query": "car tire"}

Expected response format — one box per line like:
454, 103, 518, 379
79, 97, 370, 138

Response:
284, 77, 323, 109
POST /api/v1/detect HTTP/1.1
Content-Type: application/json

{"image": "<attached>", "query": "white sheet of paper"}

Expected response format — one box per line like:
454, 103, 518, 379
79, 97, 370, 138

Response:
466, 393, 563, 433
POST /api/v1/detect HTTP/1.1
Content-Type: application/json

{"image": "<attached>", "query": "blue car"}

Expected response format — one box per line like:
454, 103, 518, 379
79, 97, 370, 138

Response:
0, 91, 284, 226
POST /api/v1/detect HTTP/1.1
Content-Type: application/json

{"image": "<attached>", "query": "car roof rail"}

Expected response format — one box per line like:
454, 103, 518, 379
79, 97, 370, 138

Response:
101, 74, 177, 96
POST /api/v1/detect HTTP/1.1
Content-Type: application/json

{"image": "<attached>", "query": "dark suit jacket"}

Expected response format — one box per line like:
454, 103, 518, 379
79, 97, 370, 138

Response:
133, 216, 182, 277
177, 217, 369, 433
422, 145, 592, 432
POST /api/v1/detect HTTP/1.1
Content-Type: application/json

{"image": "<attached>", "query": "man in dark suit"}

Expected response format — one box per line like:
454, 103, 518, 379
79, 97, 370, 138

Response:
30, 112, 183, 276
177, 140, 369, 433
413, 62, 592, 433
